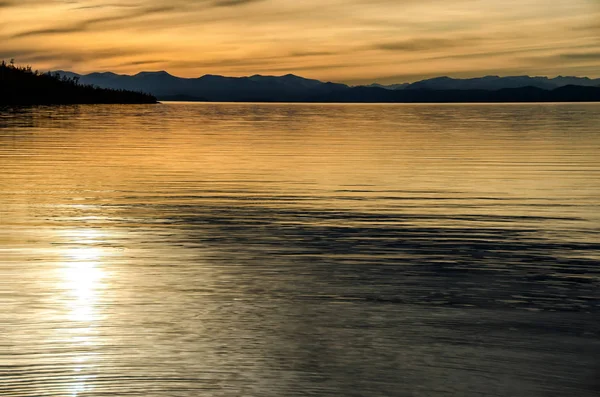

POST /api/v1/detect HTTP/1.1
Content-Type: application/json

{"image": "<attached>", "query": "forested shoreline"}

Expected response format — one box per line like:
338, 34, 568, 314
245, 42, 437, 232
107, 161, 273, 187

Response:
0, 62, 157, 105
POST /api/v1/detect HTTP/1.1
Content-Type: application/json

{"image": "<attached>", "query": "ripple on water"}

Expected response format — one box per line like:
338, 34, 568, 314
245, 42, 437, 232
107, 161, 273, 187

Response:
1, 103, 599, 397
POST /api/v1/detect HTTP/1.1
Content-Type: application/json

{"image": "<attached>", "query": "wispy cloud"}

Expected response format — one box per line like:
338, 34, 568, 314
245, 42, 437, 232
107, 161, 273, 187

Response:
3, 0, 599, 81
13, 26, 82, 38
1, 47, 153, 64
560, 52, 600, 60
212, 0, 264, 7
375, 38, 477, 52
118, 59, 167, 67
12, 5, 175, 38
0, 0, 58, 7
73, 3, 141, 10
289, 50, 337, 58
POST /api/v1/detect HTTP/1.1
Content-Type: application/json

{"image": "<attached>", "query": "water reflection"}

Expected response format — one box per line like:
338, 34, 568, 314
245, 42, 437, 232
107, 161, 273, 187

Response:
59, 229, 108, 396
60, 230, 106, 322
1, 103, 599, 397
61, 253, 103, 322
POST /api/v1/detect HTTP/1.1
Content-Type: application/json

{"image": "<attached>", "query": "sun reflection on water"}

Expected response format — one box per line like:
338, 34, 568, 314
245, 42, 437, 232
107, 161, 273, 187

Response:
58, 229, 109, 396
61, 247, 105, 322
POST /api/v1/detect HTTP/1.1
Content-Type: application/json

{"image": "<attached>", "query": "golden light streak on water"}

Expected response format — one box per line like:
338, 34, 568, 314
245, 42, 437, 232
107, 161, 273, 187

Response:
56, 230, 109, 396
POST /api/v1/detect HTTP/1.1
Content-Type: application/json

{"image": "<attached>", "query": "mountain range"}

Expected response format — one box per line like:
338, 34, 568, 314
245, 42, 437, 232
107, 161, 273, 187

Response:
373, 75, 600, 91
54, 70, 600, 103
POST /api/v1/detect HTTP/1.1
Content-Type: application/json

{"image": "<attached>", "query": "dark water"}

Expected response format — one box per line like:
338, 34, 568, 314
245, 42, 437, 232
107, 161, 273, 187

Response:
1, 103, 599, 397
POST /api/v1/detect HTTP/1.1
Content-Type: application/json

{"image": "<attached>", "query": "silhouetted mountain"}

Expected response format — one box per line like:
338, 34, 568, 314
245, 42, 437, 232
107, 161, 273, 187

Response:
309, 85, 600, 103
53, 69, 600, 103
55, 70, 349, 102
402, 75, 600, 91
1, 63, 156, 105
365, 83, 410, 90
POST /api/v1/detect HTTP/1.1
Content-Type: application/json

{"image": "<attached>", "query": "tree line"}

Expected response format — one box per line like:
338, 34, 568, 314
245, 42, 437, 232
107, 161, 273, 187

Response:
0, 61, 157, 105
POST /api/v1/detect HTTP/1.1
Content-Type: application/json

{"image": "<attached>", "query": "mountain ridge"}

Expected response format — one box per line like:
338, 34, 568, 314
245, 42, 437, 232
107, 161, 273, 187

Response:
53, 70, 600, 103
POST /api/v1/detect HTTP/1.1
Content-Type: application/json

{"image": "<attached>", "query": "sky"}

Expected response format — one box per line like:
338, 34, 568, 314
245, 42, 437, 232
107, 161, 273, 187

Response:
1, 0, 599, 84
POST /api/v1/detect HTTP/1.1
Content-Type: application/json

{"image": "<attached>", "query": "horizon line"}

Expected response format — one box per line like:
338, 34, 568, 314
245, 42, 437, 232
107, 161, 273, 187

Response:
47, 67, 600, 87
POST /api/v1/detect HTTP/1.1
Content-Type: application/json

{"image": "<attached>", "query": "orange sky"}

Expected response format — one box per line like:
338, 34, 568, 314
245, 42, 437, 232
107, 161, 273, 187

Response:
1, 0, 599, 83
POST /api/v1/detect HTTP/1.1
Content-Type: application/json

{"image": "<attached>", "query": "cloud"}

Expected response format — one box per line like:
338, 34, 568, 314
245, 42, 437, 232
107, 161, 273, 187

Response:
560, 52, 600, 60
125, 59, 167, 66
73, 3, 141, 10
0, 0, 57, 7
84, 5, 176, 25
12, 5, 176, 38
375, 38, 477, 52
13, 26, 85, 39
289, 50, 337, 58
212, 0, 264, 7
168, 55, 285, 70
3, 0, 600, 81
1, 46, 155, 65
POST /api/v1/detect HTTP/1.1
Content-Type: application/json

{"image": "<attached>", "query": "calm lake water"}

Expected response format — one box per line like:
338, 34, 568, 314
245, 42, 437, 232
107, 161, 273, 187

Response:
1, 103, 599, 397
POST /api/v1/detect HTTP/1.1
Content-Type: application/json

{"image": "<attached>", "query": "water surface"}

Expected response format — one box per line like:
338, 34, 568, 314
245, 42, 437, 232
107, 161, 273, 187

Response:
1, 103, 599, 396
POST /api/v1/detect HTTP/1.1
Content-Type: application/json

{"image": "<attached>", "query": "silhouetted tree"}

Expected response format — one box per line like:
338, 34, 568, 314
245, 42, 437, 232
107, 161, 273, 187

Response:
0, 61, 157, 105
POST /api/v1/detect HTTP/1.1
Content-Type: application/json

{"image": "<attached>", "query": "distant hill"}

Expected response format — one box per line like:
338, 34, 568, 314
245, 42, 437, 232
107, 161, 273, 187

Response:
365, 83, 410, 90
53, 69, 600, 103
361, 76, 600, 91
308, 85, 600, 103
55, 70, 348, 102
401, 75, 600, 91
1, 63, 156, 105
